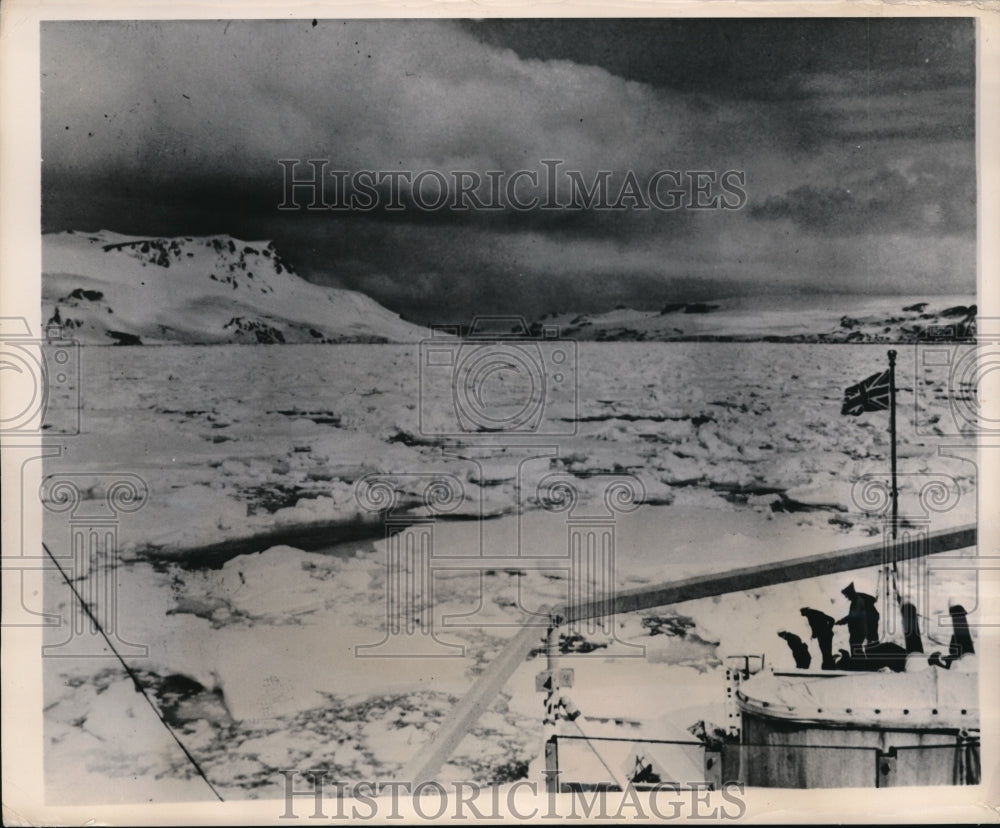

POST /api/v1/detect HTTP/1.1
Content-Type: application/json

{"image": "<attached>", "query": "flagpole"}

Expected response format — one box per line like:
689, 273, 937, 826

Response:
886, 349, 900, 630
888, 349, 898, 542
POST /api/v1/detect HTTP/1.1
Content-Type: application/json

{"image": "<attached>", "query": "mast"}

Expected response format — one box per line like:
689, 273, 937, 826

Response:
888, 349, 898, 542
886, 349, 900, 628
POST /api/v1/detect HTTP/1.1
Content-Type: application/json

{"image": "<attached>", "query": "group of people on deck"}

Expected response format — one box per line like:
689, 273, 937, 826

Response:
776, 581, 975, 672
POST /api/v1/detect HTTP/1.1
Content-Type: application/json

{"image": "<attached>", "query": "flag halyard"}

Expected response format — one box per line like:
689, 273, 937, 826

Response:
841, 369, 891, 416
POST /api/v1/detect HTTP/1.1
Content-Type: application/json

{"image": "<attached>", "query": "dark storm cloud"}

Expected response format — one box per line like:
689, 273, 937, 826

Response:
41, 17, 976, 323
460, 18, 974, 99
751, 163, 976, 236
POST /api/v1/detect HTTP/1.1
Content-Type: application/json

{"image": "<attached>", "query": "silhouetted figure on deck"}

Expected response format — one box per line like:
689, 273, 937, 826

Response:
833, 642, 907, 673
836, 582, 879, 654
800, 607, 836, 669
777, 631, 811, 669
930, 603, 975, 669
863, 641, 908, 672
948, 604, 975, 659
901, 602, 923, 654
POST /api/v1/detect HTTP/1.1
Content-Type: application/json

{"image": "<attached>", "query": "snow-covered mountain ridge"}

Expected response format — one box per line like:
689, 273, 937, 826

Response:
42, 231, 430, 344
533, 295, 977, 343
43, 231, 976, 345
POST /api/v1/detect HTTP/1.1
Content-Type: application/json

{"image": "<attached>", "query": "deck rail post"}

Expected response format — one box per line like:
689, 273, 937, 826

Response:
544, 735, 560, 795
876, 747, 897, 787
543, 618, 562, 725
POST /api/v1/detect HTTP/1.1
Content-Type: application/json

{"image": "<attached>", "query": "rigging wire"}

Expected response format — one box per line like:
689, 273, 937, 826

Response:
886, 556, 953, 649
42, 541, 225, 802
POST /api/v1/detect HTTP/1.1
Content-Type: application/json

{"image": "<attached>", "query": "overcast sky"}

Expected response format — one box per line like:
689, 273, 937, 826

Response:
41, 18, 976, 323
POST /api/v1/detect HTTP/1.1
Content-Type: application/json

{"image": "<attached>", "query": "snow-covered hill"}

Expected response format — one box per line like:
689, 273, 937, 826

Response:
42, 231, 431, 344
535, 295, 977, 343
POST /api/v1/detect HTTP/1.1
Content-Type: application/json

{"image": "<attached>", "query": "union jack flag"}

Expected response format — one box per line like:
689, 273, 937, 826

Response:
841, 370, 891, 416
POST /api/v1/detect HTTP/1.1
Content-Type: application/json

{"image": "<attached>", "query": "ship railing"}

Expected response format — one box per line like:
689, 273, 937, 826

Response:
544, 732, 981, 791
543, 733, 715, 793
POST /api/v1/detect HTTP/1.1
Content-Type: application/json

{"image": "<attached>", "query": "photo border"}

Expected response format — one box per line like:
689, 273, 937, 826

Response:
2, 1, 998, 824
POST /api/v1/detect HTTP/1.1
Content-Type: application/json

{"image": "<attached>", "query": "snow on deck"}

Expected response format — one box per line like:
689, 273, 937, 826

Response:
737, 663, 979, 728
